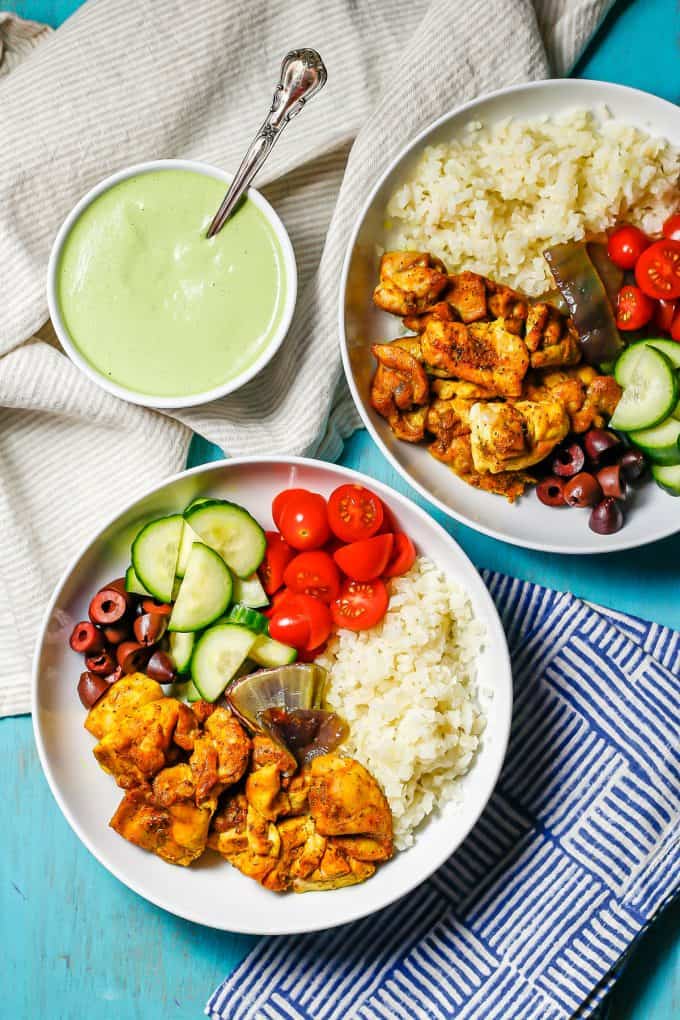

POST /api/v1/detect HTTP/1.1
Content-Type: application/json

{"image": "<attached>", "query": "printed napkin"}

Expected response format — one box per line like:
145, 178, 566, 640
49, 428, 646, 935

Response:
0, 0, 612, 717
207, 573, 679, 1020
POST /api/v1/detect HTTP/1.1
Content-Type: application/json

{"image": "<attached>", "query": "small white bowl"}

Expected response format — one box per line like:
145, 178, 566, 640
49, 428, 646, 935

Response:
47, 159, 297, 409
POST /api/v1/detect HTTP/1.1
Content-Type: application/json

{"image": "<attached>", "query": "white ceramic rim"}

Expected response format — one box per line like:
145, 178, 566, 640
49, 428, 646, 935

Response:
47, 159, 298, 409
338, 78, 680, 555
31, 456, 512, 934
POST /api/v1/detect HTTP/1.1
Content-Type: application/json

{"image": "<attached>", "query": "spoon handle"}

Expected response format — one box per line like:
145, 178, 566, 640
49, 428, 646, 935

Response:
206, 49, 327, 238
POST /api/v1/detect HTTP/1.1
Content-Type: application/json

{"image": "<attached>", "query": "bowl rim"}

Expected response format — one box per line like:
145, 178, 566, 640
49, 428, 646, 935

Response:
338, 77, 680, 555
31, 455, 512, 934
46, 158, 298, 410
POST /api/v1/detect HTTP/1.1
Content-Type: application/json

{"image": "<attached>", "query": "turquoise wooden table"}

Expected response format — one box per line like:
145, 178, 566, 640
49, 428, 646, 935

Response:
2, 1, 679, 1017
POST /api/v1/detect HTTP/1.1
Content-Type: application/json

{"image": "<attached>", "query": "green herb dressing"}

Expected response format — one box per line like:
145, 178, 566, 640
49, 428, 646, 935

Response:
57, 169, 287, 397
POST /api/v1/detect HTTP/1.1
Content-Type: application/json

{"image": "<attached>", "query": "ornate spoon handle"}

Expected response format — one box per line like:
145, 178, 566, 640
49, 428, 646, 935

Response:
206, 49, 327, 237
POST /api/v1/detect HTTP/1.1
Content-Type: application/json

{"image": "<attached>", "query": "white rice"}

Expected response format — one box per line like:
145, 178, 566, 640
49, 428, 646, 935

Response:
318, 557, 485, 850
385, 108, 680, 297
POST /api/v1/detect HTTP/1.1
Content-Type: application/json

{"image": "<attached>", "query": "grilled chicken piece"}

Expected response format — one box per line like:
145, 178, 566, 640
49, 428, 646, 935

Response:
402, 299, 456, 333
403, 272, 528, 333
525, 365, 622, 433
110, 786, 217, 866
152, 763, 196, 806
93, 698, 197, 790
469, 399, 569, 474
370, 342, 430, 440
85, 673, 163, 740
421, 319, 529, 396
431, 378, 497, 400
373, 251, 448, 316
428, 432, 533, 502
190, 707, 251, 802
426, 396, 477, 445
292, 839, 375, 893
525, 303, 581, 369
308, 755, 392, 858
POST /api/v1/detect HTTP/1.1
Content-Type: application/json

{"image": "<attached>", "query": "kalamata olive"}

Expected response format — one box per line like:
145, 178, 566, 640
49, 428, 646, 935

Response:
116, 640, 150, 674
551, 442, 585, 478
134, 612, 168, 646
584, 428, 621, 464
104, 666, 124, 685
146, 650, 176, 684
102, 622, 131, 645
85, 649, 117, 676
620, 448, 647, 483
536, 476, 565, 507
89, 586, 130, 625
77, 671, 110, 708
103, 577, 128, 595
563, 472, 602, 508
589, 497, 624, 535
597, 463, 629, 500
141, 598, 173, 617
69, 620, 104, 655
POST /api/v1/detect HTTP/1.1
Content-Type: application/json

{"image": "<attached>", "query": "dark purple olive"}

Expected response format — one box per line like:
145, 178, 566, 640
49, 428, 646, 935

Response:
597, 463, 629, 500
116, 640, 150, 674
134, 612, 168, 646
89, 586, 130, 625
103, 622, 131, 645
77, 671, 110, 709
104, 666, 124, 685
537, 476, 565, 507
69, 621, 105, 655
620, 448, 647, 483
583, 428, 621, 464
103, 577, 129, 596
563, 472, 602, 508
85, 649, 117, 676
589, 497, 624, 535
141, 598, 173, 617
552, 442, 585, 478
146, 650, 176, 684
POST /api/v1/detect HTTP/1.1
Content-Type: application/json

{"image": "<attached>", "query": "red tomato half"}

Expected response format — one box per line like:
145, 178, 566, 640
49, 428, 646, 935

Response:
662, 212, 680, 242
278, 492, 330, 550
272, 488, 310, 529
333, 534, 394, 582
635, 240, 680, 300
268, 609, 310, 649
269, 592, 332, 651
283, 550, 340, 603
258, 531, 294, 595
331, 578, 389, 632
263, 587, 296, 618
383, 533, 417, 578
327, 484, 384, 542
607, 225, 649, 270
654, 298, 677, 334
615, 285, 655, 331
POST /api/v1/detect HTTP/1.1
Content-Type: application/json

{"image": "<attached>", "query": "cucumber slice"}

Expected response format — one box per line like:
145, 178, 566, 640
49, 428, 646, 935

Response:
185, 496, 211, 511
169, 678, 202, 702
168, 631, 195, 673
224, 603, 269, 634
611, 345, 678, 431
672, 396, 680, 422
629, 416, 680, 466
652, 462, 680, 495
184, 500, 266, 578
169, 543, 233, 632
131, 515, 184, 602
176, 522, 201, 579
646, 338, 680, 370
232, 572, 269, 609
250, 633, 297, 668
190, 624, 257, 702
125, 564, 151, 597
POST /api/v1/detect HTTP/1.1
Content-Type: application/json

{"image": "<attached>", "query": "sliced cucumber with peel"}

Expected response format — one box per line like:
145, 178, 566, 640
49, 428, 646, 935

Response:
629, 416, 680, 466
125, 564, 151, 596
168, 543, 232, 632
190, 624, 258, 702
169, 678, 202, 702
168, 631, 195, 673
224, 603, 269, 634
176, 522, 201, 579
611, 344, 678, 431
184, 500, 266, 578
646, 338, 680, 370
652, 462, 680, 495
232, 572, 269, 609
131, 515, 184, 602
250, 633, 297, 668
185, 497, 211, 511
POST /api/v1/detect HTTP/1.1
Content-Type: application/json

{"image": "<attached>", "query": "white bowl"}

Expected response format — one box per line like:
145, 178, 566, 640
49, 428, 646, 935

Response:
339, 79, 680, 554
47, 159, 297, 409
33, 457, 512, 934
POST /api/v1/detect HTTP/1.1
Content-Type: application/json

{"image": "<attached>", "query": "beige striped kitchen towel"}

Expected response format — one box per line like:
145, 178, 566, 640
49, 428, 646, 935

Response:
0, 0, 610, 715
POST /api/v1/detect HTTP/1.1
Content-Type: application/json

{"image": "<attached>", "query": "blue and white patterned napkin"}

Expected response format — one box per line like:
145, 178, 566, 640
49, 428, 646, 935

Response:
207, 572, 680, 1020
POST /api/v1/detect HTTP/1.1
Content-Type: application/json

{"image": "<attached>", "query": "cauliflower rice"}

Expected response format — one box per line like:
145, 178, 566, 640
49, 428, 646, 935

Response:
318, 557, 485, 850
385, 108, 680, 297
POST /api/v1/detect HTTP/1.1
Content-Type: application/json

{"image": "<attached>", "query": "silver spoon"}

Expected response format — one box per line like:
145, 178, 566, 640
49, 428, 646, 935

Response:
206, 48, 327, 238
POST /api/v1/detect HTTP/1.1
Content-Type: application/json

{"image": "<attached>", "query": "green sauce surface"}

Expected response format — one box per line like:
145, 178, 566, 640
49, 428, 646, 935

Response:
57, 169, 287, 397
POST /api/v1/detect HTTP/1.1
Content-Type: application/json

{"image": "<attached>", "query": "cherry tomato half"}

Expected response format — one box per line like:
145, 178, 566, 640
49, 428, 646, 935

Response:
268, 608, 310, 650
283, 550, 340, 603
269, 593, 332, 650
662, 212, 680, 242
635, 239, 680, 300
333, 534, 394, 582
278, 492, 330, 550
653, 298, 677, 334
327, 484, 384, 542
331, 578, 389, 632
263, 587, 296, 619
615, 285, 655, 331
607, 225, 649, 270
258, 531, 294, 595
383, 533, 417, 578
272, 488, 310, 529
